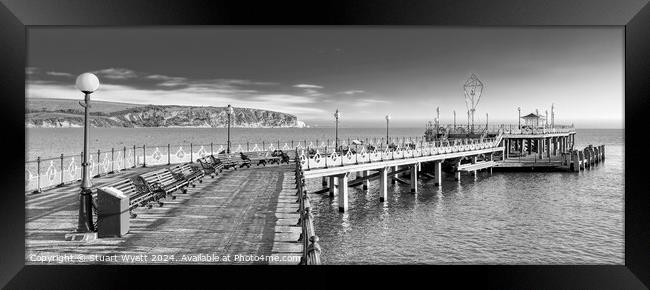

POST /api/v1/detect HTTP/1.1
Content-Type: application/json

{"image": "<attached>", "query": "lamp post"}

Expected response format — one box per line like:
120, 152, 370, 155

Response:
545, 109, 549, 128
453, 110, 456, 132
551, 103, 555, 128
226, 104, 234, 154
75, 72, 100, 233
518, 107, 521, 129
486, 113, 489, 130
435, 106, 440, 136
385, 113, 391, 144
334, 109, 341, 150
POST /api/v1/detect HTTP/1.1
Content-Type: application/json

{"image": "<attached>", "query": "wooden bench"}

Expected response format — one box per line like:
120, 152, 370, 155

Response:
272, 150, 291, 164
211, 154, 239, 170
139, 168, 189, 203
99, 177, 159, 218
170, 162, 205, 187
197, 156, 224, 177
239, 151, 279, 167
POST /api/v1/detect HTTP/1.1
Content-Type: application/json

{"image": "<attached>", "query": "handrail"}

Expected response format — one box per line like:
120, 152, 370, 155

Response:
299, 137, 502, 171
425, 123, 575, 136
25, 137, 427, 193
295, 148, 321, 265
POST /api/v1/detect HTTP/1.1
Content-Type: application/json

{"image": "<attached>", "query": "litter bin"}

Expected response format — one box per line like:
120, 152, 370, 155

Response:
97, 186, 130, 238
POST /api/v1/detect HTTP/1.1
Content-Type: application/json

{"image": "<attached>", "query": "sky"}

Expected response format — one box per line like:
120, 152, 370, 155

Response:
26, 27, 624, 128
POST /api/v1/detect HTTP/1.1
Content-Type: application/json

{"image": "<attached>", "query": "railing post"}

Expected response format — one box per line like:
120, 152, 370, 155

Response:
168, 144, 171, 165
247, 141, 250, 152
142, 145, 147, 168
263, 141, 265, 151
60, 154, 64, 186
123, 146, 126, 170
291, 140, 294, 149
97, 149, 101, 175
211, 142, 214, 155
133, 145, 136, 168
111, 148, 115, 173
190, 143, 193, 162
278, 140, 280, 149
35, 157, 41, 193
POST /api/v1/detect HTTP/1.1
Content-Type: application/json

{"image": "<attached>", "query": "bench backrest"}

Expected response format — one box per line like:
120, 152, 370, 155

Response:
140, 170, 164, 187
197, 156, 214, 168
156, 169, 180, 187
105, 178, 138, 197
171, 163, 195, 175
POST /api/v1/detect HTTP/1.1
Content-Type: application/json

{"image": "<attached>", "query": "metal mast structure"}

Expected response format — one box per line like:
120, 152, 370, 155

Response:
463, 73, 484, 134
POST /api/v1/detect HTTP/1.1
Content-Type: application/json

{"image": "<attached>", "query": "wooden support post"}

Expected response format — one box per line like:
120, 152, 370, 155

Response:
578, 150, 585, 170
329, 176, 338, 197
338, 173, 349, 212
572, 150, 579, 172
322, 176, 327, 186
410, 164, 418, 193
391, 166, 397, 184
546, 138, 551, 158
472, 156, 478, 179
379, 168, 388, 202
362, 170, 369, 190
434, 161, 442, 186
490, 153, 493, 175
600, 145, 605, 160
456, 160, 462, 181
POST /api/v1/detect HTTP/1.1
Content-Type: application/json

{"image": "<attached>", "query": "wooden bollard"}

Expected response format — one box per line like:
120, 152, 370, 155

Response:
578, 150, 585, 170
601, 145, 605, 160
571, 150, 580, 172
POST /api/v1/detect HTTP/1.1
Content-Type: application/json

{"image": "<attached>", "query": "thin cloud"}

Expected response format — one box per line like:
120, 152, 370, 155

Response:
92, 68, 138, 79
342, 90, 365, 95
352, 98, 390, 107
46, 71, 74, 77
293, 84, 323, 89
252, 94, 316, 104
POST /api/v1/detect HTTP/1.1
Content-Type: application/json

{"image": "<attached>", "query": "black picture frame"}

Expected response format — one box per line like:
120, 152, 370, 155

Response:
1, 0, 649, 288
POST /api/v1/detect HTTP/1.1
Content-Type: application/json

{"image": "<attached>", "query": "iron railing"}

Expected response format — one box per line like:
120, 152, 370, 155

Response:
425, 123, 575, 136
25, 137, 429, 193
295, 151, 321, 265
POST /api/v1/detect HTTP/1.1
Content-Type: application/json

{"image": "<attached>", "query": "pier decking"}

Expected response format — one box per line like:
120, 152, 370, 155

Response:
26, 165, 302, 265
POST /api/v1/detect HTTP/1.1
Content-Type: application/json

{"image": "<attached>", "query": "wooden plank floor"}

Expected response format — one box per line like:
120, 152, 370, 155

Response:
25, 164, 296, 265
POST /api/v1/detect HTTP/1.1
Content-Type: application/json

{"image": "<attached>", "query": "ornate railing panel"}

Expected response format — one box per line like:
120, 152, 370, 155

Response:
299, 138, 499, 171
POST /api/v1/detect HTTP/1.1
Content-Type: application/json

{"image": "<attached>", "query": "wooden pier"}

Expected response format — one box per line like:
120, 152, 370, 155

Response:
299, 136, 503, 212
498, 129, 605, 172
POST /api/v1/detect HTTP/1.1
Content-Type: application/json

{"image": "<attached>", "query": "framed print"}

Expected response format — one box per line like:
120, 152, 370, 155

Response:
1, 0, 649, 288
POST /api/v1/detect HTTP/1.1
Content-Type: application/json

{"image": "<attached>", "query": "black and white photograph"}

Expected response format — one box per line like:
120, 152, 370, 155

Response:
22, 27, 625, 266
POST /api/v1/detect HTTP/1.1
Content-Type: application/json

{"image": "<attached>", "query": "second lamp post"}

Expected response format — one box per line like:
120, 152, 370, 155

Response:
385, 113, 391, 144
334, 109, 340, 150
226, 104, 234, 154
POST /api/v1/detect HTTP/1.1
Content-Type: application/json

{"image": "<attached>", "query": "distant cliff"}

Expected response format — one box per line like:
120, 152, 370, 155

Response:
26, 98, 308, 128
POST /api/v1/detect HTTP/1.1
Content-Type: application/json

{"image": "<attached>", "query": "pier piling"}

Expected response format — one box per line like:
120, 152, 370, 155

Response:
329, 176, 338, 197
337, 173, 349, 212
434, 161, 442, 186
410, 164, 418, 193
379, 168, 388, 202
362, 171, 370, 190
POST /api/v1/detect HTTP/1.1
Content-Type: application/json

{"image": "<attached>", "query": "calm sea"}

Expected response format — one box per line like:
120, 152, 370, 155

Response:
25, 128, 624, 264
